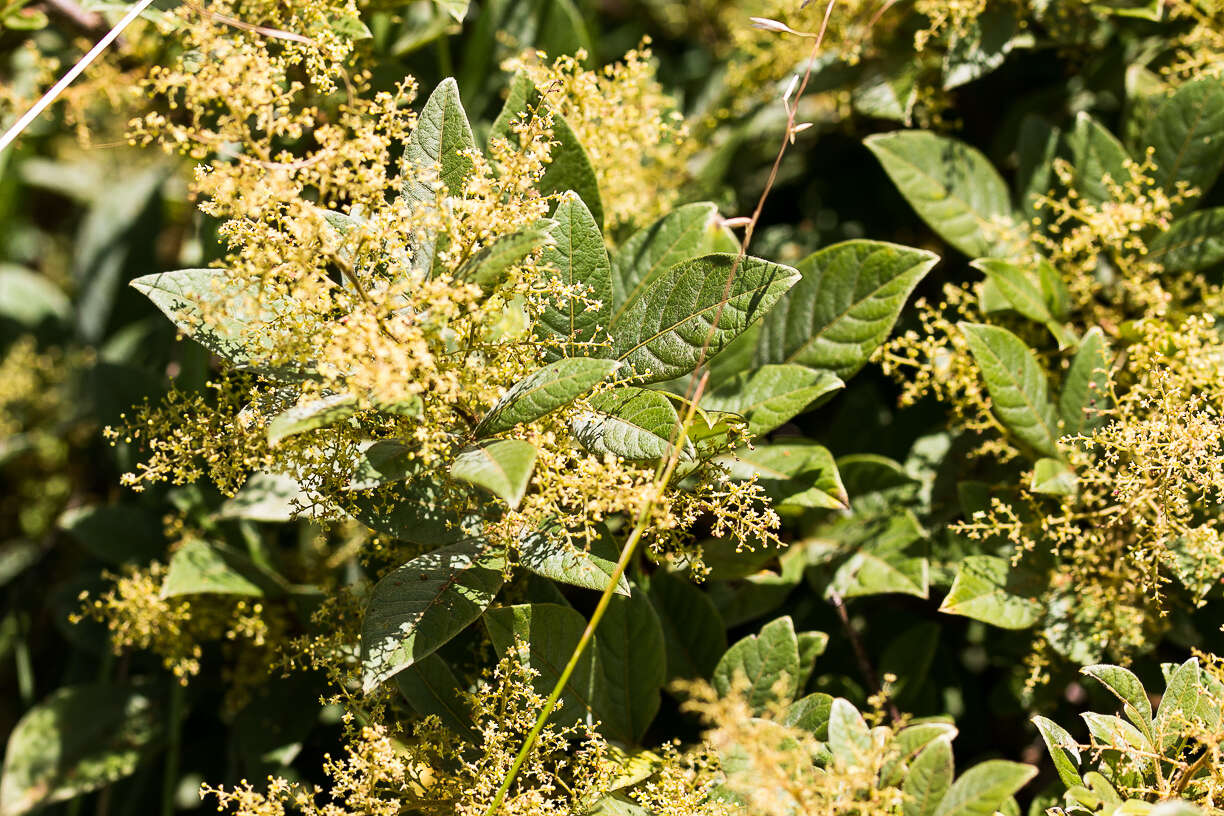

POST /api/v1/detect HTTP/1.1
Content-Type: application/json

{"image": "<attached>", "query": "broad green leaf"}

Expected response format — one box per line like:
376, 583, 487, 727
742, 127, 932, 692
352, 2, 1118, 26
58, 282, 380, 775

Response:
718, 441, 848, 510
1148, 207, 1224, 271
476, 357, 620, 437
970, 258, 1075, 348
395, 652, 471, 735
267, 393, 358, 446
796, 630, 829, 690
1082, 665, 1153, 736
713, 616, 800, 713
491, 71, 603, 226
484, 603, 603, 732
1142, 78, 1224, 210
0, 265, 69, 327
595, 590, 667, 742
571, 387, 687, 461
932, 761, 1037, 816
536, 194, 613, 357
903, 737, 955, 816
1155, 658, 1207, 754
1059, 327, 1111, 434
1067, 112, 1131, 206
646, 570, 726, 683
346, 440, 415, 490
344, 480, 475, 546
828, 698, 873, 768
698, 364, 842, 437
0, 685, 158, 816
756, 240, 938, 379
401, 77, 476, 206
1081, 712, 1151, 755
161, 538, 280, 598
854, 58, 918, 122
960, 322, 1061, 458
130, 269, 290, 374
1032, 715, 1083, 788
217, 472, 310, 522
830, 513, 929, 598
518, 526, 630, 596
457, 223, 552, 292
942, 9, 1029, 90
1016, 115, 1060, 217
611, 202, 723, 321
1029, 457, 1078, 496
782, 693, 834, 738
361, 540, 504, 693
611, 253, 800, 383
865, 131, 1027, 258
449, 439, 537, 508
939, 555, 1043, 629
709, 547, 806, 628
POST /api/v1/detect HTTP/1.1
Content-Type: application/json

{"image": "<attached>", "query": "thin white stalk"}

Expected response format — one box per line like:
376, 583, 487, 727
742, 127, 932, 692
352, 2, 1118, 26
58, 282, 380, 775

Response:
0, 0, 156, 155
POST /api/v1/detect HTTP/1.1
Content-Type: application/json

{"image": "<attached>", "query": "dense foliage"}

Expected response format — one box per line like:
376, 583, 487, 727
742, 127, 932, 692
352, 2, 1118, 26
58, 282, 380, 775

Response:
5, 1, 1224, 815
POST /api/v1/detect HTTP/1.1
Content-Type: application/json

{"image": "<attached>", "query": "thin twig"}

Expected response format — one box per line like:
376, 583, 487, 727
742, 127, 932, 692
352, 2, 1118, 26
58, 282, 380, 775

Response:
830, 590, 901, 724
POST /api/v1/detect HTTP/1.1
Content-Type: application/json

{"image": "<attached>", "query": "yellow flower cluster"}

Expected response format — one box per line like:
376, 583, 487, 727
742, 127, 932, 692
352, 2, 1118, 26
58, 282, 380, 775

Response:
506, 44, 692, 232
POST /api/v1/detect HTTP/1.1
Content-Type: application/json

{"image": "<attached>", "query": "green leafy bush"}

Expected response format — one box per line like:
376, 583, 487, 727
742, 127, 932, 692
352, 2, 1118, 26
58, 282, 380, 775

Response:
3, 1, 1224, 815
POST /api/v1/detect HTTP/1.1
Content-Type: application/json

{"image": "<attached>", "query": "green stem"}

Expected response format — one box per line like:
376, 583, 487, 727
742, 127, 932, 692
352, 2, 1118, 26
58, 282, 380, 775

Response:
482, 377, 707, 816
161, 678, 185, 816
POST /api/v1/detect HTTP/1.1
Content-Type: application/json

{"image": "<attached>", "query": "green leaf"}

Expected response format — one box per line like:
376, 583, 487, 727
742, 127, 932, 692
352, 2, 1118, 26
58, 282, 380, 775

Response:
484, 603, 603, 732
713, 616, 800, 713
939, 555, 1043, 629
457, 223, 553, 292
646, 570, 726, 683
217, 472, 310, 522
595, 589, 667, 742
130, 269, 291, 374
0, 685, 158, 816
1067, 112, 1132, 206
361, 540, 504, 693
1059, 327, 1111, 435
267, 393, 358, 446
161, 538, 280, 598
970, 258, 1075, 348
942, 9, 1029, 90
536, 194, 613, 357
830, 513, 929, 598
518, 526, 630, 596
1032, 715, 1083, 789
395, 653, 471, 736
449, 439, 537, 508
903, 737, 955, 816
1029, 458, 1078, 496
610, 253, 800, 383
710, 345, 832, 423
491, 71, 603, 226
782, 693, 834, 738
58, 504, 163, 566
476, 357, 620, 437
1154, 658, 1207, 754
401, 77, 477, 206
346, 441, 415, 491
1142, 78, 1224, 209
0, 265, 69, 327
718, 441, 848, 510
1016, 116, 1061, 218
828, 698, 873, 768
1148, 207, 1224, 272
932, 761, 1037, 816
610, 202, 724, 322
1082, 665, 1153, 736
865, 131, 1028, 258
344, 479, 475, 546
571, 387, 687, 461
959, 322, 1061, 458
796, 630, 829, 690
756, 240, 939, 379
